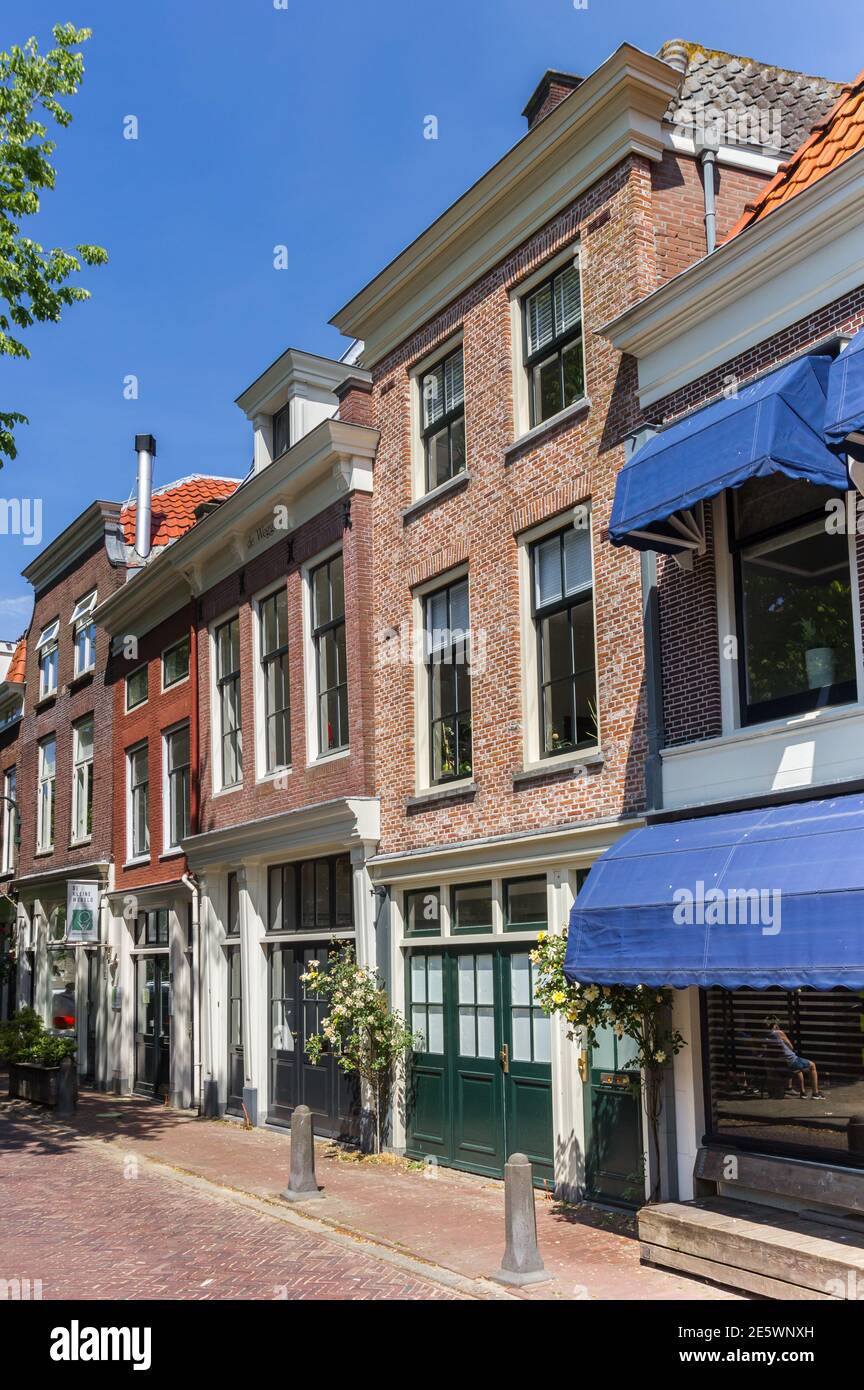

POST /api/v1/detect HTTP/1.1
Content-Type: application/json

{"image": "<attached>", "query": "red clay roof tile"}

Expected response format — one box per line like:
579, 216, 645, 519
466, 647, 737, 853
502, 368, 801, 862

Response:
120, 474, 238, 550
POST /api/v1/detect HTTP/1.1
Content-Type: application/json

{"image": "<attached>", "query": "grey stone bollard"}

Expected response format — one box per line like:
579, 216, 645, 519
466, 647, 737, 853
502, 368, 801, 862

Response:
493, 1152, 553, 1286
55, 1057, 77, 1119
281, 1105, 323, 1201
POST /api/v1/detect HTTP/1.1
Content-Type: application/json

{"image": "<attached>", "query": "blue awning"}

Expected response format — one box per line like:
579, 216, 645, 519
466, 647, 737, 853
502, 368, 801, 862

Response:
610, 354, 849, 555
825, 329, 864, 462
564, 793, 864, 990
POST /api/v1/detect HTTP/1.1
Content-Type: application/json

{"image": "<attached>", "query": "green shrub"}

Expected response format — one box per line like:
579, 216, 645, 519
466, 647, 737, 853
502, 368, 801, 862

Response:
0, 1006, 76, 1066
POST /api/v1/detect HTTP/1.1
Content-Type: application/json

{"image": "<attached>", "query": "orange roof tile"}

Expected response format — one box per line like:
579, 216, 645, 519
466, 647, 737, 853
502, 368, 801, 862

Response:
6, 637, 26, 685
121, 474, 239, 551
726, 70, 864, 239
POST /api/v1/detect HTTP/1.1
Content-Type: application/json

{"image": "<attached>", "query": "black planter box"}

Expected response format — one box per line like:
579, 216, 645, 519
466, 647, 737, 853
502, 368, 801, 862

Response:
8, 1060, 79, 1108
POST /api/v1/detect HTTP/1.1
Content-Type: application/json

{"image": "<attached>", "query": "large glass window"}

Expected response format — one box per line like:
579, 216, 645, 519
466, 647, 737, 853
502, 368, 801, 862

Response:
730, 476, 857, 724
311, 554, 348, 754
523, 261, 584, 426
421, 345, 466, 492
705, 986, 864, 1168
267, 854, 353, 933
36, 620, 59, 699
532, 522, 597, 755
37, 736, 56, 851
260, 588, 290, 772
216, 616, 242, 786
128, 742, 149, 859
71, 715, 94, 842
136, 909, 169, 946
404, 887, 440, 938
451, 881, 493, 934
70, 590, 97, 677
425, 577, 471, 784
165, 723, 190, 849
504, 877, 548, 933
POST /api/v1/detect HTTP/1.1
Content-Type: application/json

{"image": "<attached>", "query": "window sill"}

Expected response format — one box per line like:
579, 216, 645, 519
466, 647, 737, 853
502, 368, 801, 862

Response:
256, 766, 292, 786
505, 396, 591, 461
660, 700, 864, 760
402, 470, 470, 525
309, 747, 350, 768
34, 848, 55, 859
34, 694, 57, 712
158, 849, 185, 862
407, 780, 477, 811
67, 670, 95, 693
212, 782, 243, 798
513, 748, 604, 785
68, 838, 93, 850
122, 856, 151, 870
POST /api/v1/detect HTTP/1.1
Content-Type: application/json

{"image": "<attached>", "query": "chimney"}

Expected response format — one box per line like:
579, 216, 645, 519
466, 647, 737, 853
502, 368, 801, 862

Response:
134, 434, 156, 560
522, 70, 582, 131
335, 373, 374, 427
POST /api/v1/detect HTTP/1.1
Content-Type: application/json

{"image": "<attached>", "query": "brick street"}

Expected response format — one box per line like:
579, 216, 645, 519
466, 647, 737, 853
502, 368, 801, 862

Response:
0, 1102, 465, 1301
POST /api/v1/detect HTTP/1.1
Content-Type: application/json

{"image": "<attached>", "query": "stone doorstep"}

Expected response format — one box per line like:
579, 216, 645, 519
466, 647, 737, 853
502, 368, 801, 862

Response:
639, 1197, 864, 1300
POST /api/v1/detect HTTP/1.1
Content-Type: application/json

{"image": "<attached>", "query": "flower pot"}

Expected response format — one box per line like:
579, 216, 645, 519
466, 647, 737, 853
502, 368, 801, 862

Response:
8, 1059, 78, 1108
805, 646, 836, 689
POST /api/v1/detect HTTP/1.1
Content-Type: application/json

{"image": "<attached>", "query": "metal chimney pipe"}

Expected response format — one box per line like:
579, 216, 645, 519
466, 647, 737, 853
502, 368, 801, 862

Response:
134, 434, 156, 559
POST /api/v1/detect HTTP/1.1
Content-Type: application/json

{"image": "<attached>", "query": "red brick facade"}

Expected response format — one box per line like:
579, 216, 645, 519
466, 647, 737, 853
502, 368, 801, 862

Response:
367, 151, 764, 856
109, 603, 195, 894
17, 536, 125, 881
196, 492, 376, 835
649, 151, 768, 286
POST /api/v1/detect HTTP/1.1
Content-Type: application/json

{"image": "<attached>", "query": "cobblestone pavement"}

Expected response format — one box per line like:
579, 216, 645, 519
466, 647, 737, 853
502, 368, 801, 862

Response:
0, 1104, 466, 1301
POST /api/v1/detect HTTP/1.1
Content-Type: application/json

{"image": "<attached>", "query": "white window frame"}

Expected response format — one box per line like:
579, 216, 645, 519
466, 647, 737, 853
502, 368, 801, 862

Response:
125, 664, 148, 712
509, 243, 583, 443
36, 619, 59, 699
209, 609, 242, 793
69, 590, 97, 678
2, 765, 16, 873
411, 562, 471, 795
126, 740, 150, 863
409, 330, 464, 501
162, 720, 191, 853
161, 634, 190, 692
71, 715, 94, 844
713, 491, 864, 738
516, 504, 599, 770
37, 736, 56, 852
252, 579, 291, 782
302, 541, 349, 766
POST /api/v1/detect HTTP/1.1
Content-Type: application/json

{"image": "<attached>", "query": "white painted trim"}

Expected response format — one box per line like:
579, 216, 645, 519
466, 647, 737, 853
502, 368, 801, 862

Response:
662, 127, 782, 175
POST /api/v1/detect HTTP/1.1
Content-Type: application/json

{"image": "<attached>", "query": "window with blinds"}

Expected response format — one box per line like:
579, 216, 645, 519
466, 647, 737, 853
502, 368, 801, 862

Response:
531, 521, 597, 756
420, 345, 466, 493
704, 986, 864, 1167
523, 260, 585, 427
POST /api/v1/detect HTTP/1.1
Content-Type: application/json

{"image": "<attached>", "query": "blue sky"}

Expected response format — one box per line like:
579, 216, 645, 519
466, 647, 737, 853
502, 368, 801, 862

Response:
1, 0, 861, 633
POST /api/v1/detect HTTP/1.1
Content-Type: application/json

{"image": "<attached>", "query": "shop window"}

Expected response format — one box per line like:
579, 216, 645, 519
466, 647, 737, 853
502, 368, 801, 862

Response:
704, 986, 864, 1167
451, 881, 493, 934
404, 887, 440, 937
504, 877, 547, 932
729, 475, 857, 724
266, 854, 352, 932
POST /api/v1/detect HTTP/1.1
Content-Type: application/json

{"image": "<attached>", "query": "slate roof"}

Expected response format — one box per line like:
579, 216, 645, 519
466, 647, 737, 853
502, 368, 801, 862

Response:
120, 474, 238, 551
726, 68, 864, 237
657, 39, 844, 157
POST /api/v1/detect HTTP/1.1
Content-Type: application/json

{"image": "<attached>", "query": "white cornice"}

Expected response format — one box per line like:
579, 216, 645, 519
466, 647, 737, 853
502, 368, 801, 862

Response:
21, 501, 122, 595
236, 348, 361, 418
331, 44, 680, 367
600, 150, 864, 406
94, 558, 189, 641
183, 796, 380, 869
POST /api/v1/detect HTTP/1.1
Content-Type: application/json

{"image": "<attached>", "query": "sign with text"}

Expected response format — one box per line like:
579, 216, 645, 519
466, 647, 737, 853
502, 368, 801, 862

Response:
67, 881, 100, 944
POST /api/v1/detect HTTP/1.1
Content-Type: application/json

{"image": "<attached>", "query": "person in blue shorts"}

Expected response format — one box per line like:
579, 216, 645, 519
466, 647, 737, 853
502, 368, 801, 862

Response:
764, 1016, 824, 1098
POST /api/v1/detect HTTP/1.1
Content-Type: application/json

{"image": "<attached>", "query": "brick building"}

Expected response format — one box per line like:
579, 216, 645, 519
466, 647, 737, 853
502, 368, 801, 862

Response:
0, 637, 25, 1018
330, 39, 838, 1195
575, 69, 864, 1289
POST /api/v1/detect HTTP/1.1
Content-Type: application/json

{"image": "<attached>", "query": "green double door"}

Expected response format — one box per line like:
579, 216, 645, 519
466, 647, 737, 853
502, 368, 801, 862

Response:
406, 947, 553, 1184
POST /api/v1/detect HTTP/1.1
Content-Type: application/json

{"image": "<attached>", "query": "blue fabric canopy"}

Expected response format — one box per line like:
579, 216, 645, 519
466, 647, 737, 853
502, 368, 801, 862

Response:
564, 793, 864, 990
610, 354, 849, 554
825, 329, 864, 461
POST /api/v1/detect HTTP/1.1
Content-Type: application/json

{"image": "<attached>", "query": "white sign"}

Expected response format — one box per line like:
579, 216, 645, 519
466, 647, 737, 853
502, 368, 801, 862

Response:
67, 881, 100, 944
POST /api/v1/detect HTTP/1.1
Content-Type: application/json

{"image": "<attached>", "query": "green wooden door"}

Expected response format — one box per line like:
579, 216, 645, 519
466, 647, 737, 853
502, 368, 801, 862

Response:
406, 947, 553, 1182
583, 1025, 643, 1205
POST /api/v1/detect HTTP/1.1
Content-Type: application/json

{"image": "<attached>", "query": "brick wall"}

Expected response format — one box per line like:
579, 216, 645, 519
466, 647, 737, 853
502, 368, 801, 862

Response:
196, 492, 376, 835
654, 286, 864, 748
0, 717, 22, 883
109, 603, 194, 892
17, 539, 125, 880
650, 151, 769, 285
